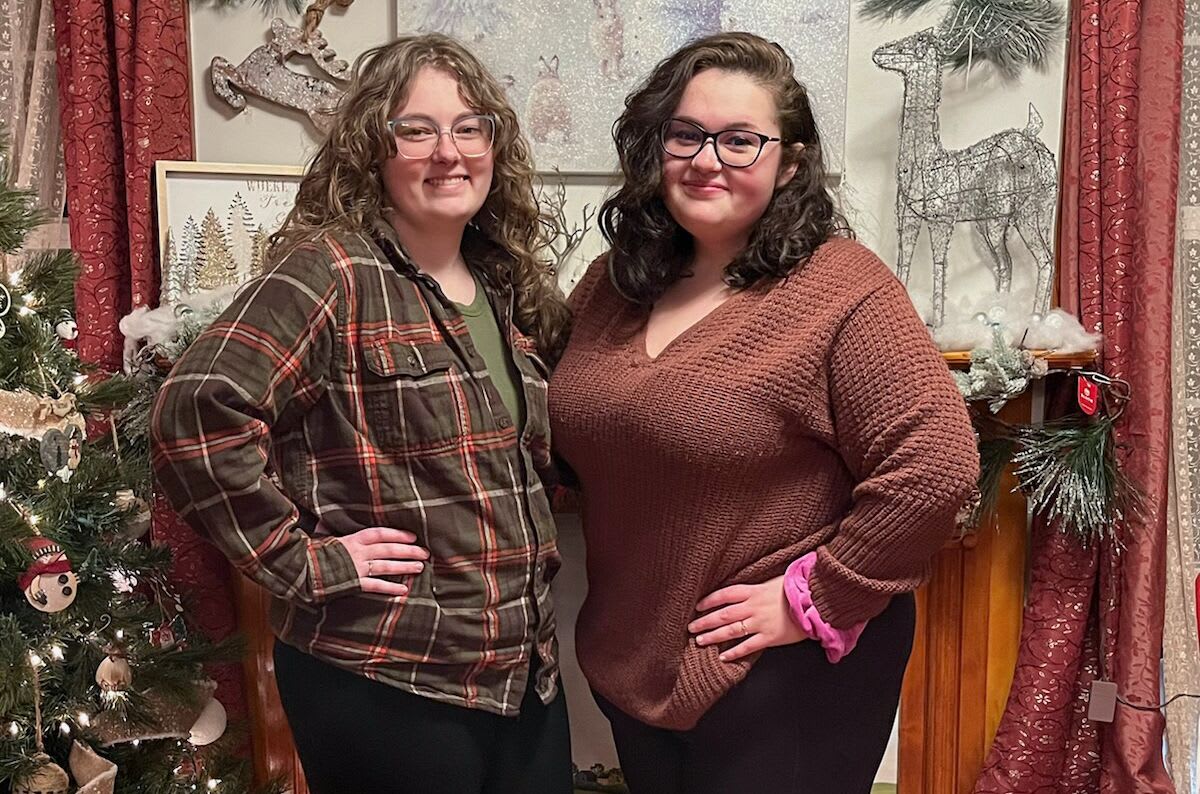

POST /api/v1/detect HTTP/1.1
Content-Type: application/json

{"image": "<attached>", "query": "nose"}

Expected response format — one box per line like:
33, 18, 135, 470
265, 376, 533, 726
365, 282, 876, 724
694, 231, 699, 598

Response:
431, 130, 460, 164
691, 139, 722, 172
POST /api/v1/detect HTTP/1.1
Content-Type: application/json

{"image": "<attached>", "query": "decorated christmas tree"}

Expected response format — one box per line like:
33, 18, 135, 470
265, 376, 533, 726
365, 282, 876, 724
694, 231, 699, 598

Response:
0, 145, 264, 792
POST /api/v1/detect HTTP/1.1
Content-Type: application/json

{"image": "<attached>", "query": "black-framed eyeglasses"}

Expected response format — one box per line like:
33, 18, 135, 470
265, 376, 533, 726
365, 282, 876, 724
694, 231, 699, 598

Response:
386, 114, 497, 160
660, 118, 782, 168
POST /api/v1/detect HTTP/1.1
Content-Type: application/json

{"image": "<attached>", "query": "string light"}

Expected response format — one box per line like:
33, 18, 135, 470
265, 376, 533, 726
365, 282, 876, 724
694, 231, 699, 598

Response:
17, 305, 34, 317
72, 374, 87, 386
29, 651, 44, 668
28, 513, 40, 526
36, 479, 46, 490
0, 482, 7, 500
207, 779, 221, 790
115, 629, 124, 641
77, 711, 91, 727
8, 721, 18, 737
59, 722, 70, 736
8, 270, 21, 286
49, 644, 64, 661
131, 739, 140, 747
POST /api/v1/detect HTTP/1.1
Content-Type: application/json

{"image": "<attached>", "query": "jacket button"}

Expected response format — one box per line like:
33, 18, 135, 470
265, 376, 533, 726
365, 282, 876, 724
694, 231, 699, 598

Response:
498, 417, 512, 428
407, 354, 418, 366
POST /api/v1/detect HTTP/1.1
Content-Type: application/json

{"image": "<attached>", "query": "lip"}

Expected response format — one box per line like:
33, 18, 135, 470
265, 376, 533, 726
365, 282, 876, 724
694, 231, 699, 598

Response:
680, 180, 728, 195
425, 175, 471, 188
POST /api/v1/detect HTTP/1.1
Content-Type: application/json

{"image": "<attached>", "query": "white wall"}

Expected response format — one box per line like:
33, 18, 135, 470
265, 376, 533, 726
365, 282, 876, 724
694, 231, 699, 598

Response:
190, 1, 1068, 780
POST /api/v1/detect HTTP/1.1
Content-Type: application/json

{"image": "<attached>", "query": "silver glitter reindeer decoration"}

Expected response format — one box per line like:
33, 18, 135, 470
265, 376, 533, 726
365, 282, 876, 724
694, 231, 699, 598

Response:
873, 28, 1058, 327
211, 16, 350, 133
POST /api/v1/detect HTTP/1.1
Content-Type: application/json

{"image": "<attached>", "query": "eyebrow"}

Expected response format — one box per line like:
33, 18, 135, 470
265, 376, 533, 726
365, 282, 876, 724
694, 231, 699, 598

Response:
673, 115, 766, 130
393, 111, 486, 123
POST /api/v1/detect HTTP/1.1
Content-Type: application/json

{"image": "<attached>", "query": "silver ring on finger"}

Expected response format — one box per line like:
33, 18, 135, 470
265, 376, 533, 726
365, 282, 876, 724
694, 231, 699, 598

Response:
739, 619, 749, 637
366, 559, 373, 577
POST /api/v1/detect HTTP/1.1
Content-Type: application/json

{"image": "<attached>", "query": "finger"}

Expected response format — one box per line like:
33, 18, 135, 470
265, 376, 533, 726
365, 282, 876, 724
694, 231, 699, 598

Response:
360, 578, 410, 597
365, 543, 430, 561
359, 527, 418, 545
696, 584, 752, 612
719, 634, 769, 663
365, 560, 424, 576
695, 620, 753, 647
687, 605, 749, 634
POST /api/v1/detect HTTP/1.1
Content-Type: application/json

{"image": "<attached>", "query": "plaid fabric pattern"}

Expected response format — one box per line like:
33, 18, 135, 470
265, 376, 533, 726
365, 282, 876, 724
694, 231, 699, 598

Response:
151, 220, 561, 715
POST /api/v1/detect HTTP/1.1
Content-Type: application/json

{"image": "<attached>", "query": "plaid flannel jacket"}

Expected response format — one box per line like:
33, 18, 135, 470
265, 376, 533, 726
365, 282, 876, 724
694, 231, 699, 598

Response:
150, 220, 561, 715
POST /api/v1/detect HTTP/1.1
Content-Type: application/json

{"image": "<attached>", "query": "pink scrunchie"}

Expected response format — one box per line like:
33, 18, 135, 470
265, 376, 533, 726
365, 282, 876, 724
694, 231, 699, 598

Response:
784, 552, 867, 663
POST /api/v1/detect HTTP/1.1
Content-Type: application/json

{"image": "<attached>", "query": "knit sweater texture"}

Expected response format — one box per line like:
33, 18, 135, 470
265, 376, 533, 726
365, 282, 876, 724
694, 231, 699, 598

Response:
548, 238, 980, 730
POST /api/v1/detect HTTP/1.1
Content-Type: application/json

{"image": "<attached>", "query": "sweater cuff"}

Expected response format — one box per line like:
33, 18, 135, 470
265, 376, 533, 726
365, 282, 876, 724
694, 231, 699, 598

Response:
784, 552, 867, 663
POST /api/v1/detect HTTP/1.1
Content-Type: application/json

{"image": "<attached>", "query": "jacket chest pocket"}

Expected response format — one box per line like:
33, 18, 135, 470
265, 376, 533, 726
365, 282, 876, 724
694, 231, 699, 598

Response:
361, 339, 466, 454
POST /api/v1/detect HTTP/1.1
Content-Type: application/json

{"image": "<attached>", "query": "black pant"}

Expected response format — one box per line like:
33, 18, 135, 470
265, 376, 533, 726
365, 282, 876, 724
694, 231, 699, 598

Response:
594, 593, 915, 794
273, 640, 573, 794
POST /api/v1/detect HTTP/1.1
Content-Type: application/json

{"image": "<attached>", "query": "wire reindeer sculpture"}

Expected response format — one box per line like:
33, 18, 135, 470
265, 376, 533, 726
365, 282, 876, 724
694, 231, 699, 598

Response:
873, 28, 1058, 327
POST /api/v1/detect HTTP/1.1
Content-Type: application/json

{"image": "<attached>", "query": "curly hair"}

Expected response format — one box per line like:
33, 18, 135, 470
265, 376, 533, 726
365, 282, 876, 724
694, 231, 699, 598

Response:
599, 32, 852, 305
271, 33, 569, 362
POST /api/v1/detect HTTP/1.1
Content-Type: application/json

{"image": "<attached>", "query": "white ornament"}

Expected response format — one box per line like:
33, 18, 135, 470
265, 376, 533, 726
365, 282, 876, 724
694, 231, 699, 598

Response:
189, 697, 227, 746
55, 319, 78, 340
96, 655, 133, 692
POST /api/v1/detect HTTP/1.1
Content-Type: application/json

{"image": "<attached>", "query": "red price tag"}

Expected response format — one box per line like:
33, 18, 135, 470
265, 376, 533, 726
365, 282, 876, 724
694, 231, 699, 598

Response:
1078, 376, 1099, 415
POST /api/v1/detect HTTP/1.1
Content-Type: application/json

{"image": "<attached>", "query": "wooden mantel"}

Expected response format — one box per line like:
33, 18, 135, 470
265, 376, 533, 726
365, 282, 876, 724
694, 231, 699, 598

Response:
897, 351, 1097, 794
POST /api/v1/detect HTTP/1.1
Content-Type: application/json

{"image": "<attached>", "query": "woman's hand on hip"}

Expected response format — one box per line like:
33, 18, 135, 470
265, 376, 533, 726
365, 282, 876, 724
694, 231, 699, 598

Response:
336, 527, 429, 597
689, 575, 807, 662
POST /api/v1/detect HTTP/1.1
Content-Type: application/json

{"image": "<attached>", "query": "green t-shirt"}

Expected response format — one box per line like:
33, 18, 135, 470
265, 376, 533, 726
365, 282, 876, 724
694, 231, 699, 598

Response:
455, 275, 526, 432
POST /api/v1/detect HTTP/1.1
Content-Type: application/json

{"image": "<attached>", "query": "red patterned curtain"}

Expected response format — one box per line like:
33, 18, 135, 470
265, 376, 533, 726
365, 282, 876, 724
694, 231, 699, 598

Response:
53, 0, 246, 722
975, 0, 1181, 791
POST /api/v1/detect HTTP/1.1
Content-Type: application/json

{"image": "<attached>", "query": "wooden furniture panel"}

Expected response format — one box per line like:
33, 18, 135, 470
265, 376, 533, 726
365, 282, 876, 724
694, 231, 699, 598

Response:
898, 391, 1030, 794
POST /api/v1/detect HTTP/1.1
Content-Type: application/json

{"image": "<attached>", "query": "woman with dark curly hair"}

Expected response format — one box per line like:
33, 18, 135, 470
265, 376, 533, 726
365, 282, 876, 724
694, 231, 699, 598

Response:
152, 34, 571, 793
549, 32, 978, 793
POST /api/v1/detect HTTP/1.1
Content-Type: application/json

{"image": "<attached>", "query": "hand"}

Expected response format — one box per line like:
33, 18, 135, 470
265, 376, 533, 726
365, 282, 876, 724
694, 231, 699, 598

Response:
688, 575, 808, 663
336, 527, 429, 597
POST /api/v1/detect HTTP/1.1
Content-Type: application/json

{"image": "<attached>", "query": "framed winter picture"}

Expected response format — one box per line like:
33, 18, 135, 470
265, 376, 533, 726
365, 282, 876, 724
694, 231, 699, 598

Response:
396, 0, 850, 174
154, 161, 305, 304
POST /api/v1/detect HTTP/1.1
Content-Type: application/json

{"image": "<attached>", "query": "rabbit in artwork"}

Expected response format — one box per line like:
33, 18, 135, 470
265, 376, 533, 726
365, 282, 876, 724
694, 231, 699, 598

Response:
591, 0, 624, 79
525, 56, 572, 143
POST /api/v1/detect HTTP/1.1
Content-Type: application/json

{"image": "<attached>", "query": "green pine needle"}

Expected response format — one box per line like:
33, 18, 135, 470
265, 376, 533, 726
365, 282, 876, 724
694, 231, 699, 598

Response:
1013, 416, 1143, 542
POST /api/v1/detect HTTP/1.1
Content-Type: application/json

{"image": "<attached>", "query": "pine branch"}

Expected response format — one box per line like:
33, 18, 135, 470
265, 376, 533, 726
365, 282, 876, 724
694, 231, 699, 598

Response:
859, 0, 941, 21
193, 0, 306, 15
939, 0, 1066, 79
1012, 415, 1143, 541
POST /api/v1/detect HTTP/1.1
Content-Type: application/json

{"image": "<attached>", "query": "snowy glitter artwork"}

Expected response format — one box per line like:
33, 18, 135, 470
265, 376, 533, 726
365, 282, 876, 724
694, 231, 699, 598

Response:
873, 28, 1058, 327
155, 163, 304, 305
398, 0, 851, 172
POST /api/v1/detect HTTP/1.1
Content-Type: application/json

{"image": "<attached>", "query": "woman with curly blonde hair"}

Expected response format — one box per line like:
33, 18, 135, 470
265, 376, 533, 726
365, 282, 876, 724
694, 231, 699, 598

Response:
152, 34, 572, 793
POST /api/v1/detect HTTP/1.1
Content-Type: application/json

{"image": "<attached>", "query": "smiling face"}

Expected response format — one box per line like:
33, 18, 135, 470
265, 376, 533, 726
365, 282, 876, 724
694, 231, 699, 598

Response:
660, 68, 798, 253
380, 66, 495, 236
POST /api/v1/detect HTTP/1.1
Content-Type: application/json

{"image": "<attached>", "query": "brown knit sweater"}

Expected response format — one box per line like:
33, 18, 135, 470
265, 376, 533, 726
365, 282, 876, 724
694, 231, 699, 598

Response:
547, 238, 979, 730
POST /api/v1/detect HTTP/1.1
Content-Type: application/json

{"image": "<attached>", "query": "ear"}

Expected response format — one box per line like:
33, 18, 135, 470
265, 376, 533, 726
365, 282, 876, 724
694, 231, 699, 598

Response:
551, 55, 560, 72
775, 143, 804, 189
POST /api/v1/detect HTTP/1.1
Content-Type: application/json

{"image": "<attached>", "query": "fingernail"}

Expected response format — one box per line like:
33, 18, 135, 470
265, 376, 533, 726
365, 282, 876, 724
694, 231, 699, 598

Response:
696, 637, 707, 646
398, 586, 409, 594
719, 653, 729, 661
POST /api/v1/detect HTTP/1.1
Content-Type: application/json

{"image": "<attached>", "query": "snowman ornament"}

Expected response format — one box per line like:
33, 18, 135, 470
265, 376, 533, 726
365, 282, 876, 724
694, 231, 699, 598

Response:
20, 537, 77, 613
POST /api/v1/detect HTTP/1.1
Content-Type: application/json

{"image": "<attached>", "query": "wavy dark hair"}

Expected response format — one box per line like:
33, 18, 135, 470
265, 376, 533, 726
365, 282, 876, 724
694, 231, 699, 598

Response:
270, 34, 569, 362
599, 32, 852, 304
